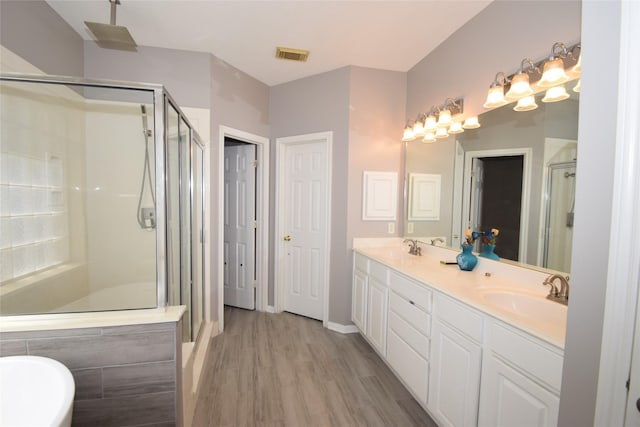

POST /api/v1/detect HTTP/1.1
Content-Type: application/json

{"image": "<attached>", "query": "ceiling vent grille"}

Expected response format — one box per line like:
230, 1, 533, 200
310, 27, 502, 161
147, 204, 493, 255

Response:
275, 47, 309, 62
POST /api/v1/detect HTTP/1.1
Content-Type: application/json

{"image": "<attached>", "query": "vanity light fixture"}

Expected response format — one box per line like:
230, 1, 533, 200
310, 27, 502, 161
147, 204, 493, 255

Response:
462, 116, 480, 129
448, 120, 464, 134
505, 59, 537, 101
402, 123, 416, 142
542, 84, 570, 103
412, 114, 426, 137
573, 79, 581, 93
483, 72, 509, 109
537, 42, 572, 88
402, 98, 468, 142
435, 127, 449, 139
422, 131, 436, 143
513, 95, 538, 111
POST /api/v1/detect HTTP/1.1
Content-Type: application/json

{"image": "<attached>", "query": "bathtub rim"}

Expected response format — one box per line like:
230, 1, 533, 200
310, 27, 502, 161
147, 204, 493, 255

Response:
0, 305, 186, 333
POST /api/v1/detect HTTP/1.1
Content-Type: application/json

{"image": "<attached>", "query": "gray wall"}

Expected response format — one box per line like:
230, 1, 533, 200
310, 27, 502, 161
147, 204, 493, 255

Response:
269, 67, 351, 322
0, 321, 182, 427
0, 0, 84, 77
558, 2, 621, 425
209, 54, 270, 320
406, 1, 581, 120
84, 43, 211, 109
269, 66, 405, 325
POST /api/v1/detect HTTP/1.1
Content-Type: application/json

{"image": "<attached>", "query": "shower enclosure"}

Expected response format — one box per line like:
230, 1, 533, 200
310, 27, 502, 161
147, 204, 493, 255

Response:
542, 161, 576, 273
0, 74, 205, 342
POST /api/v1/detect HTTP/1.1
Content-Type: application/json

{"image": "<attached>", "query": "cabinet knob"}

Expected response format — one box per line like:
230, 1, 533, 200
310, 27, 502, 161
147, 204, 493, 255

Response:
409, 300, 415, 305
636, 398, 640, 412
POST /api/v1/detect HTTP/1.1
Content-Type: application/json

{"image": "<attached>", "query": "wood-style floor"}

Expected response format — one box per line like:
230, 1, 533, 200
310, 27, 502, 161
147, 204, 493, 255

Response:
192, 306, 438, 427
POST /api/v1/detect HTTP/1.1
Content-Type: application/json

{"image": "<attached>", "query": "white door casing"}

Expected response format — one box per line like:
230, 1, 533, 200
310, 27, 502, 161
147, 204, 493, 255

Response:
460, 148, 531, 262
275, 132, 332, 324
217, 126, 269, 332
223, 144, 256, 310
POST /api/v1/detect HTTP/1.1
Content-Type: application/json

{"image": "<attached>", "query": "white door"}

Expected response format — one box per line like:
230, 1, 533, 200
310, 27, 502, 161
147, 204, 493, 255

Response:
470, 157, 485, 233
352, 269, 368, 332
366, 278, 388, 356
280, 139, 329, 321
223, 144, 256, 310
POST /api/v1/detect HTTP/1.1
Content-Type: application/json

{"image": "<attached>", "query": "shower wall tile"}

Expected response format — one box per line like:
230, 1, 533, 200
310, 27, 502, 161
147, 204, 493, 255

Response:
0, 321, 181, 427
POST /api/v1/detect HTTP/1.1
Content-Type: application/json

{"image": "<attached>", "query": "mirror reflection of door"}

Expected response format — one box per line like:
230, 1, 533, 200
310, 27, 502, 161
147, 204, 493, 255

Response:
223, 138, 257, 310
470, 156, 524, 260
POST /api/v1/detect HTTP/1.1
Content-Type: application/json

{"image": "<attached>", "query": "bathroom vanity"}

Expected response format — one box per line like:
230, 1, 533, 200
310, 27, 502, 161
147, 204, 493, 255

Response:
352, 239, 566, 427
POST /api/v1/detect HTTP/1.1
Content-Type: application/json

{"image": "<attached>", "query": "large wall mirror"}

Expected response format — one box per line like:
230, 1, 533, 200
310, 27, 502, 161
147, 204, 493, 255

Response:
404, 78, 579, 274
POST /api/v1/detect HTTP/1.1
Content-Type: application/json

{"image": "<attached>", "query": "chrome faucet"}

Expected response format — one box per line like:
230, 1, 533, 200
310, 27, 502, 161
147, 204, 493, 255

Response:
403, 238, 422, 256
430, 237, 445, 246
542, 274, 569, 305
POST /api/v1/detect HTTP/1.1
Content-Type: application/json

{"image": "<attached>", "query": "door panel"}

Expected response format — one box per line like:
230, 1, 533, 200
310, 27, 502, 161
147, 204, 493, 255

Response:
282, 140, 328, 320
223, 144, 256, 310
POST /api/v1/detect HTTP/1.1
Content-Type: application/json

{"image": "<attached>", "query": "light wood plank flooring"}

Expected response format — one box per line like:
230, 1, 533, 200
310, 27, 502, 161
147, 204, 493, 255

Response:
192, 307, 438, 426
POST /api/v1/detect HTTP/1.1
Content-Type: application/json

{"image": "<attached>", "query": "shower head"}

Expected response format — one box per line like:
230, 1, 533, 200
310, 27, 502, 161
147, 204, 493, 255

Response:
85, 0, 137, 51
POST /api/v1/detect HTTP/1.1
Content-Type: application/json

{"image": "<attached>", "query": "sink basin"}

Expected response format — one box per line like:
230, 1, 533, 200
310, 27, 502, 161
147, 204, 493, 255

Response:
0, 356, 75, 427
482, 291, 567, 326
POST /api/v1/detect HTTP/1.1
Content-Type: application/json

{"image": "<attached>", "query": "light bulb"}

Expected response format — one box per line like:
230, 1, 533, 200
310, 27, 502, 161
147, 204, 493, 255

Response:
422, 132, 436, 143
402, 126, 415, 142
538, 57, 570, 88
462, 116, 480, 129
448, 121, 464, 134
505, 72, 533, 101
542, 85, 570, 103
483, 85, 507, 109
435, 127, 449, 139
437, 109, 452, 128
513, 95, 538, 111
424, 114, 437, 130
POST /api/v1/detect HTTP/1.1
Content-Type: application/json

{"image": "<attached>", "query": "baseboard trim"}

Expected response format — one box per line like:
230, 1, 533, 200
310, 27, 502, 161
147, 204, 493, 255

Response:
327, 322, 359, 334
266, 305, 277, 313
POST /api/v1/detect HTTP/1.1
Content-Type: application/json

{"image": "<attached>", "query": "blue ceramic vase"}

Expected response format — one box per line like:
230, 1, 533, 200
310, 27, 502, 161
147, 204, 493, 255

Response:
479, 244, 500, 261
456, 244, 478, 271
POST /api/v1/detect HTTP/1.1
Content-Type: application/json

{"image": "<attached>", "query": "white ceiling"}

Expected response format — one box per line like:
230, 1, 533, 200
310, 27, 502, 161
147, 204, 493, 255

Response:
46, 0, 492, 87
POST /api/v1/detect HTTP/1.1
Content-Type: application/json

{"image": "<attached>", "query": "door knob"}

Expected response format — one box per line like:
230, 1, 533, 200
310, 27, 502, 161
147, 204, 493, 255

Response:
283, 235, 291, 241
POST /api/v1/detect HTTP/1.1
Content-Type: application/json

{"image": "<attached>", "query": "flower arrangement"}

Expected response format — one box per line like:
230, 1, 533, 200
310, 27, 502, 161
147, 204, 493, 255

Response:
464, 228, 500, 245
464, 228, 481, 246
481, 228, 500, 246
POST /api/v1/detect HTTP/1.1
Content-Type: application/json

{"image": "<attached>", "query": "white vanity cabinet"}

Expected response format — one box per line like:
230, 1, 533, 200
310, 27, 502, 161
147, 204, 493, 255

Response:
478, 320, 563, 427
351, 250, 565, 427
386, 270, 432, 405
352, 253, 389, 357
429, 293, 483, 427
351, 255, 368, 332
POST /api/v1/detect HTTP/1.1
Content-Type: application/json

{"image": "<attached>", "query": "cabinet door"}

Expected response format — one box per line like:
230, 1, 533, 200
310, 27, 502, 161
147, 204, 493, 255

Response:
478, 354, 559, 427
366, 278, 388, 356
352, 269, 368, 332
429, 320, 482, 427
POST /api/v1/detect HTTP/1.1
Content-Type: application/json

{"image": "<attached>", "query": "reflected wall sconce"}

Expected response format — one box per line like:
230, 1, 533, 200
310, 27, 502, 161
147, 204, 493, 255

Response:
462, 116, 480, 129
483, 72, 509, 109
483, 41, 580, 113
402, 97, 473, 142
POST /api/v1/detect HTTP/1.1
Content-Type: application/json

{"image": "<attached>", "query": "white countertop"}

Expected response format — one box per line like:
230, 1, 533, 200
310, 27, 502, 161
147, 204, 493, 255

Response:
354, 240, 567, 349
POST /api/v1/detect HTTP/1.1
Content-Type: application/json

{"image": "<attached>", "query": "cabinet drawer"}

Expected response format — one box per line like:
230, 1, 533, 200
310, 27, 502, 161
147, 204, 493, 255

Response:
389, 271, 432, 312
370, 260, 389, 284
389, 291, 431, 337
387, 329, 429, 405
435, 294, 483, 342
487, 320, 564, 392
354, 252, 370, 274
388, 310, 430, 357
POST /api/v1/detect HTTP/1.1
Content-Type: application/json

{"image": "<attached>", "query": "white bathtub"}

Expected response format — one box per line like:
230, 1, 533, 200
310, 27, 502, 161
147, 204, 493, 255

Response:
54, 281, 157, 313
